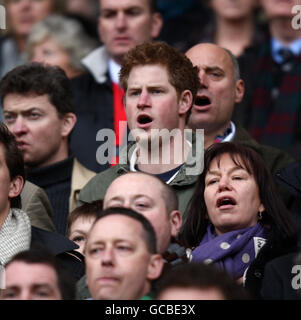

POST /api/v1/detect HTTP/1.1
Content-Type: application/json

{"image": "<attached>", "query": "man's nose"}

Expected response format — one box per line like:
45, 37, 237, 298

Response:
11, 117, 28, 136
115, 12, 127, 30
20, 0, 32, 11
199, 70, 209, 88
137, 90, 151, 108
19, 289, 32, 300
101, 247, 114, 266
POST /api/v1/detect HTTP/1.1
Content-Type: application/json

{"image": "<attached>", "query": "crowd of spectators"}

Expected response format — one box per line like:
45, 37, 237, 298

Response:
0, 0, 301, 301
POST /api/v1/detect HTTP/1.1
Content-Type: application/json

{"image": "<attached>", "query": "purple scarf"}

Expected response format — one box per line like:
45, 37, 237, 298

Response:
191, 223, 268, 279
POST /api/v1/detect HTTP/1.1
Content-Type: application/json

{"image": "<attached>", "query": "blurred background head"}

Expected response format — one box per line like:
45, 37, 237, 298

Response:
157, 263, 250, 300
5, 0, 66, 39
209, 0, 258, 21
66, 0, 99, 20
27, 15, 97, 78
260, 0, 301, 20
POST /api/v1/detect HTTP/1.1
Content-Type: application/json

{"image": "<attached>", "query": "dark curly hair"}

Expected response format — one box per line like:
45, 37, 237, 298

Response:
0, 62, 75, 117
0, 123, 25, 209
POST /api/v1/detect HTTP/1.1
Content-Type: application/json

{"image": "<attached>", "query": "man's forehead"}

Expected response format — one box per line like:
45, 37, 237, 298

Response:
6, 261, 57, 279
107, 173, 163, 196
127, 64, 170, 87
187, 45, 232, 70
87, 216, 149, 251
3, 93, 51, 109
129, 63, 167, 73
90, 214, 143, 238
100, 0, 150, 11
114, 172, 162, 187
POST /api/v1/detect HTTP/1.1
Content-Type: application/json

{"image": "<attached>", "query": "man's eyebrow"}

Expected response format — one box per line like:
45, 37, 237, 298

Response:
87, 240, 104, 247
100, 8, 117, 15
106, 194, 151, 202
32, 284, 54, 292
4, 285, 19, 291
101, 6, 141, 13
87, 239, 132, 246
127, 84, 141, 89
125, 6, 143, 12
4, 107, 41, 113
205, 66, 225, 73
128, 83, 166, 90
106, 195, 123, 202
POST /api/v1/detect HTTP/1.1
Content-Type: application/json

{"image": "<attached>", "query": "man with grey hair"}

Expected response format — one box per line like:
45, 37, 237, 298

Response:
69, 0, 163, 172
186, 43, 293, 177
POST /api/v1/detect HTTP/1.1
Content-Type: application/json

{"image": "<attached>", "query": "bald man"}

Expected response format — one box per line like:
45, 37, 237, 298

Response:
76, 172, 187, 300
185, 43, 293, 176
103, 172, 182, 254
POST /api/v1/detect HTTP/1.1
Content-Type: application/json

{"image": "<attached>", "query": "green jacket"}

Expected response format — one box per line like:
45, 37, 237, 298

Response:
79, 125, 294, 212
79, 135, 204, 218
21, 181, 55, 232
233, 124, 294, 175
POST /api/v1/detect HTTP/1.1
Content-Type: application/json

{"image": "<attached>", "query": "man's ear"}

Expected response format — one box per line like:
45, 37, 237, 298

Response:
150, 12, 163, 39
169, 210, 182, 238
178, 90, 193, 116
147, 254, 164, 281
61, 113, 77, 138
9, 175, 24, 199
234, 79, 244, 104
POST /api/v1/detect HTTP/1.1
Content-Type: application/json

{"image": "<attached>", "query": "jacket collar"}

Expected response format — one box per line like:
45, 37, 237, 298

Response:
70, 159, 96, 212
31, 226, 78, 256
117, 131, 203, 186
81, 46, 109, 84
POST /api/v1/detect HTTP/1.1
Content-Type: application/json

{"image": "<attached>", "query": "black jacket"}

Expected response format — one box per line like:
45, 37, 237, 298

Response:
245, 227, 299, 299
69, 71, 114, 173
31, 226, 85, 281
275, 160, 301, 243
260, 252, 301, 300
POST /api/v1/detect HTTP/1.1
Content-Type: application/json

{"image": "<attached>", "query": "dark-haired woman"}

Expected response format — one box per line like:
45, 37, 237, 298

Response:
181, 142, 299, 299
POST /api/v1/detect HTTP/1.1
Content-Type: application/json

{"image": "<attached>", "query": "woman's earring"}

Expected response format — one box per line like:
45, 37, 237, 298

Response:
258, 211, 263, 220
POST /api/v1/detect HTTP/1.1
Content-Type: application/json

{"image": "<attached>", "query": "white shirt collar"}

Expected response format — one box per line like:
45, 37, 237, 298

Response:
129, 140, 192, 184
81, 46, 109, 84
221, 121, 236, 142
108, 59, 121, 84
271, 37, 301, 63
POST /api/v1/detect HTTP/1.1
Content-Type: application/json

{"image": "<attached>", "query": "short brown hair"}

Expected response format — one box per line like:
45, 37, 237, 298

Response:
89, 207, 158, 254
66, 200, 103, 237
156, 263, 250, 300
0, 63, 75, 116
120, 41, 200, 102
